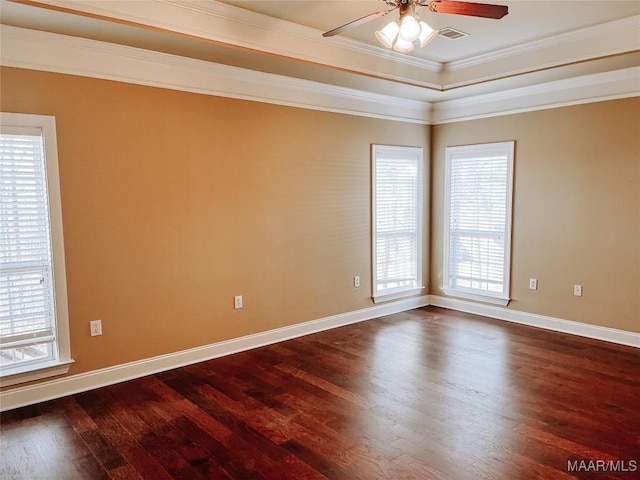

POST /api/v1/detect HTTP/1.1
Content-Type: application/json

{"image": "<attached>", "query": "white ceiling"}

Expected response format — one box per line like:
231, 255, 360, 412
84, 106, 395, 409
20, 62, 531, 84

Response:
1, 0, 639, 110
220, 0, 639, 63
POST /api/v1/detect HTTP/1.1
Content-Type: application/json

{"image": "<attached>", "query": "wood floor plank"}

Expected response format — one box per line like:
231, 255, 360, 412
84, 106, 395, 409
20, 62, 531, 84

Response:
1, 306, 638, 479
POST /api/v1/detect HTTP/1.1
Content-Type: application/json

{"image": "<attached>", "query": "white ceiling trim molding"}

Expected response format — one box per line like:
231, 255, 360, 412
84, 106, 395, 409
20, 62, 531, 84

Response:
164, 0, 443, 72
432, 67, 640, 124
20, 1, 639, 93
2, 26, 637, 126
443, 15, 640, 88
25, 0, 443, 88
447, 15, 640, 72
0, 25, 433, 124
323, 34, 442, 73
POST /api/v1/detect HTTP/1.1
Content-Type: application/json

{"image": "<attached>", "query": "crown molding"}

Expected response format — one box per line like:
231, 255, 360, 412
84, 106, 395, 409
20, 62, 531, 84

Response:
447, 15, 640, 72
2, 25, 637, 125
443, 15, 640, 88
23, 0, 443, 88
21, 0, 638, 93
432, 66, 640, 124
160, 0, 443, 72
0, 25, 433, 124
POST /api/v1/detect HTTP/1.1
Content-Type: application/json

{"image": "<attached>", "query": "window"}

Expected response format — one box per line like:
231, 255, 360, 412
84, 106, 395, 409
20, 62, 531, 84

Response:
0, 113, 72, 386
372, 144, 423, 302
443, 141, 514, 306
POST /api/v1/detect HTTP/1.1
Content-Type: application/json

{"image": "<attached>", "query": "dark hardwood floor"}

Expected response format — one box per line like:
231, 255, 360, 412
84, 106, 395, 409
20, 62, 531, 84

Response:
1, 306, 639, 479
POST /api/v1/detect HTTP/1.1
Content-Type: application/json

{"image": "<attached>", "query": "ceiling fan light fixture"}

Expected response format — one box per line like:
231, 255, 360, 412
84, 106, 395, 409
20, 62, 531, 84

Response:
418, 21, 438, 47
323, 0, 508, 56
392, 36, 415, 54
398, 15, 421, 42
373, 4, 439, 53
375, 20, 400, 49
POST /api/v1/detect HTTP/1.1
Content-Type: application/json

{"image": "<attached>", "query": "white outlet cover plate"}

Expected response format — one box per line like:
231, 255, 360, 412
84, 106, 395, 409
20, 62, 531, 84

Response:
90, 320, 102, 336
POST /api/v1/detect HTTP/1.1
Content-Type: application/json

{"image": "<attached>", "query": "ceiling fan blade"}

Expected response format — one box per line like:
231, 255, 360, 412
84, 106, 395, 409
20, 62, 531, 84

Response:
322, 8, 396, 37
425, 0, 508, 19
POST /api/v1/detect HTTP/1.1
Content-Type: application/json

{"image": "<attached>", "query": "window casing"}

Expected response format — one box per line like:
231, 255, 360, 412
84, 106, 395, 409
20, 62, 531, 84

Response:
443, 141, 514, 306
0, 113, 73, 386
372, 145, 424, 302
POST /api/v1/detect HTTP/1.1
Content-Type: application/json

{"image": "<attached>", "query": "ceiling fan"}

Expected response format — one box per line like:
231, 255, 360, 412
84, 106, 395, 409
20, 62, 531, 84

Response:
323, 0, 508, 54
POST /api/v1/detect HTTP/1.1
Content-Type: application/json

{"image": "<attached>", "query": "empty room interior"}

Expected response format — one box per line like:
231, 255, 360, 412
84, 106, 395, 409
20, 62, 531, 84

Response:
0, 0, 639, 478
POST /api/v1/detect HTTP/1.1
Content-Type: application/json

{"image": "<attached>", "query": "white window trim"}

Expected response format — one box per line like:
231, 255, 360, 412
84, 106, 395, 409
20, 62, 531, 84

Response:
372, 144, 424, 303
443, 141, 515, 306
0, 112, 74, 387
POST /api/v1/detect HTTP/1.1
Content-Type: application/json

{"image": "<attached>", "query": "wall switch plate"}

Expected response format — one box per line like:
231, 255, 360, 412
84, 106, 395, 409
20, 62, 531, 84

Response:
234, 295, 243, 309
529, 278, 538, 290
90, 320, 102, 337
574, 285, 582, 297
354, 276, 360, 288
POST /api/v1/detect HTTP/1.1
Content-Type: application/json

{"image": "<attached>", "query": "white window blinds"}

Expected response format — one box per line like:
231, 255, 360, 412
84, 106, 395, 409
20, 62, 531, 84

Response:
0, 127, 56, 367
444, 142, 514, 305
372, 145, 423, 300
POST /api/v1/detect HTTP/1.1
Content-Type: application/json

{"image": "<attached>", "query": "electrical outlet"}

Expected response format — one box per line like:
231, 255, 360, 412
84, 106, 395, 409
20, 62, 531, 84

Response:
90, 320, 102, 337
354, 275, 360, 288
529, 278, 538, 290
234, 295, 243, 309
574, 285, 582, 297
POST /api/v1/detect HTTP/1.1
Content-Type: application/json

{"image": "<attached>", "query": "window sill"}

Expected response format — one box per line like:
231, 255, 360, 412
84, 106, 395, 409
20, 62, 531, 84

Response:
0, 359, 74, 387
373, 287, 424, 304
442, 288, 510, 307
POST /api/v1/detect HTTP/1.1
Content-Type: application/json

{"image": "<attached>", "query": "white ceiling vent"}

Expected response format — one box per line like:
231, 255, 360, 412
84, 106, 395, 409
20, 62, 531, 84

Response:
438, 27, 469, 40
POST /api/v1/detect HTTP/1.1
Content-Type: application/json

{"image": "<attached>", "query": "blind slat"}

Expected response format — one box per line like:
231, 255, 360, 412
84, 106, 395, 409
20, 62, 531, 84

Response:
0, 132, 56, 360
373, 147, 422, 296
445, 143, 513, 298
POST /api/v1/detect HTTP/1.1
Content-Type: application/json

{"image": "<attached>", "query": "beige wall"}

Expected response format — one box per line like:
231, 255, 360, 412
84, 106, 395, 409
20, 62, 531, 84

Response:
1, 67, 430, 378
431, 98, 640, 333
1, 66, 638, 390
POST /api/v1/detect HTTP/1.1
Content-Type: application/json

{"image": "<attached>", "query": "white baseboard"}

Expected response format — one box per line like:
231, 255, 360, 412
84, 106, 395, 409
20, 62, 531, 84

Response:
429, 295, 640, 348
3, 294, 637, 411
0, 295, 429, 412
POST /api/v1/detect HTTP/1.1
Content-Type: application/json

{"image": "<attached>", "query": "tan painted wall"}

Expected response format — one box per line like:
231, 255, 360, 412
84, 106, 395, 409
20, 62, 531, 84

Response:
2, 65, 638, 390
431, 98, 640, 333
0, 67, 430, 378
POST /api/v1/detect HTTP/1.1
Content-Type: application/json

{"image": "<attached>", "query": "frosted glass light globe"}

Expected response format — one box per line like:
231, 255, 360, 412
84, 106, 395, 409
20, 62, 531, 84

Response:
398, 15, 421, 42
418, 21, 438, 47
393, 36, 415, 54
375, 21, 400, 49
